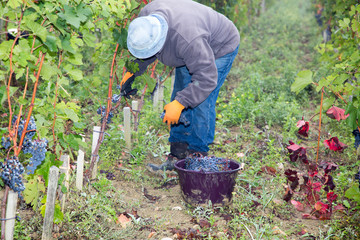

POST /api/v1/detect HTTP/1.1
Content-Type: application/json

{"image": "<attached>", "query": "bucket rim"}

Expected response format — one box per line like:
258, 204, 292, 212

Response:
174, 159, 241, 175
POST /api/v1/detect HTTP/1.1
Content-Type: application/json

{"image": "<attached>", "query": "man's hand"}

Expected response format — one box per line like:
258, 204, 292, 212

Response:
120, 72, 137, 98
163, 100, 185, 126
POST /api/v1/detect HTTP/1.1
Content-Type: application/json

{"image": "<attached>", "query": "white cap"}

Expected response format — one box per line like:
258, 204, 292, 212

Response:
127, 14, 168, 59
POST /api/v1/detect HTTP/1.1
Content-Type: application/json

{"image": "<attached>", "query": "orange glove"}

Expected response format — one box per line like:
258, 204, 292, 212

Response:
163, 100, 185, 126
120, 72, 134, 87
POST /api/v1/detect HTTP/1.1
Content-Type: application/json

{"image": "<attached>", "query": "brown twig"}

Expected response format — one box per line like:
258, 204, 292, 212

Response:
315, 87, 324, 165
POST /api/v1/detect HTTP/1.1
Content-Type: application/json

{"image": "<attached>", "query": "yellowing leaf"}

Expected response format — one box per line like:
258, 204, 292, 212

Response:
24, 178, 45, 210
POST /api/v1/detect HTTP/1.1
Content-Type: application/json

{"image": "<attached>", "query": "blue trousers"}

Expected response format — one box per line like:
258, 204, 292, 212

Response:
169, 45, 239, 153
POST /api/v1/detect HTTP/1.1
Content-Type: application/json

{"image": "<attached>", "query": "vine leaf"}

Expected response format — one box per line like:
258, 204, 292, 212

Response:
323, 137, 347, 152
326, 106, 349, 121
0, 85, 18, 105
25, 21, 47, 42
291, 70, 313, 94
23, 178, 45, 210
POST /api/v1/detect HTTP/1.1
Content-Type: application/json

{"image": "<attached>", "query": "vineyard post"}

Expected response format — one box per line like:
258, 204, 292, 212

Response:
124, 107, 131, 149
261, 0, 266, 14
59, 155, 70, 211
41, 166, 59, 240
158, 80, 164, 112
4, 190, 17, 240
76, 137, 85, 191
132, 101, 139, 130
153, 83, 159, 111
91, 126, 101, 179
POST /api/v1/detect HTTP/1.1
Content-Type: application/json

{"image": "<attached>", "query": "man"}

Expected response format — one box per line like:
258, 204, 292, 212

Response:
120, 0, 240, 171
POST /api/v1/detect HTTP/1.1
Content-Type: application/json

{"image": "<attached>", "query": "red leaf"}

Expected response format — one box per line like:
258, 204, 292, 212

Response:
287, 142, 301, 152
298, 123, 309, 137
323, 137, 347, 152
287, 141, 308, 162
326, 192, 337, 203
314, 201, 329, 214
291, 200, 305, 212
326, 106, 349, 121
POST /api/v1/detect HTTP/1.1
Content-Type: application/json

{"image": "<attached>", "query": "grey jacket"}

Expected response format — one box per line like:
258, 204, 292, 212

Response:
133, 0, 240, 108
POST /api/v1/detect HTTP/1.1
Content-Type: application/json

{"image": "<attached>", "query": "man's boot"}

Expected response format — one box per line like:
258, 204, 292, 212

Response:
147, 142, 188, 172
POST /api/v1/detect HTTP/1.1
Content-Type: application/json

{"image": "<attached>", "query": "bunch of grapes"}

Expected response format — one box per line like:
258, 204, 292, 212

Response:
13, 115, 36, 140
185, 156, 230, 172
0, 156, 25, 198
1, 116, 36, 150
353, 129, 360, 149
97, 106, 113, 124
24, 139, 48, 174
1, 137, 11, 149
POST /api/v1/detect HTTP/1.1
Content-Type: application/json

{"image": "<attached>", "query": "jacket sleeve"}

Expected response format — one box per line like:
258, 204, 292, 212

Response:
132, 56, 157, 77
174, 36, 218, 108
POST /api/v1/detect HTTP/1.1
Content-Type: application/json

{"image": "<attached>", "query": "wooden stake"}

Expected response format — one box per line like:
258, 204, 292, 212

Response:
4, 190, 17, 240
158, 82, 164, 112
132, 100, 138, 130
59, 155, 70, 212
42, 166, 59, 240
123, 107, 131, 149
76, 137, 85, 191
91, 126, 101, 179
261, 0, 266, 14
153, 85, 159, 111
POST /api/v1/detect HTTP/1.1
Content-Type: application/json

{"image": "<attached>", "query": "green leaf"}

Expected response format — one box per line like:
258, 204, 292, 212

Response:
345, 184, 360, 204
67, 53, 83, 65
343, 200, 351, 208
41, 62, 59, 80
53, 203, 64, 224
64, 108, 79, 122
40, 201, 64, 224
0, 85, 18, 105
44, 34, 58, 52
113, 28, 128, 49
345, 103, 358, 129
83, 31, 96, 48
36, 154, 62, 186
58, 5, 81, 29
291, 70, 313, 94
67, 68, 83, 81
23, 178, 45, 210
339, 18, 350, 29
60, 35, 75, 54
6, 0, 22, 9
25, 21, 47, 42
351, 19, 360, 33
0, 40, 14, 60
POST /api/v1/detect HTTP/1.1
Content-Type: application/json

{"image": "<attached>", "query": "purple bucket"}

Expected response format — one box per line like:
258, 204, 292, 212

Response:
174, 159, 240, 205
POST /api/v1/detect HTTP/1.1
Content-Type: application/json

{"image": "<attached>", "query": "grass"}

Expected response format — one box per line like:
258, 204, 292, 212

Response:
11, 0, 360, 239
